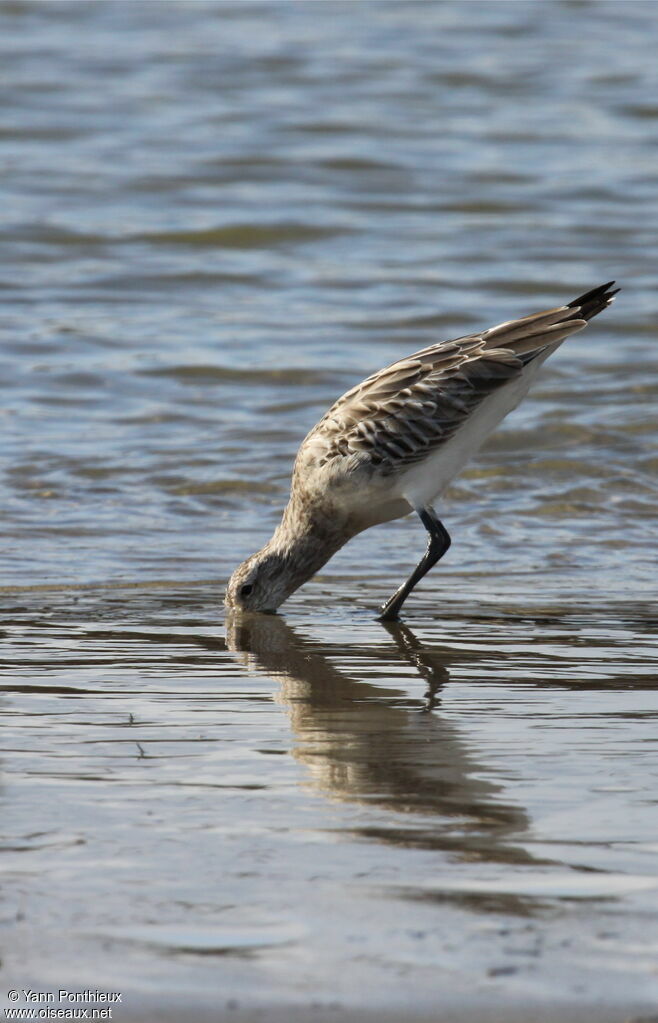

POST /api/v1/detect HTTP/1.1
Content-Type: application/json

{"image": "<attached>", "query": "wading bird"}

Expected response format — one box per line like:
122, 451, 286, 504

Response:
225, 282, 618, 620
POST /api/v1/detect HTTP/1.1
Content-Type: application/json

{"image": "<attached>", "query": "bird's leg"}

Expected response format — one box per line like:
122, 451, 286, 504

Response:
378, 507, 451, 621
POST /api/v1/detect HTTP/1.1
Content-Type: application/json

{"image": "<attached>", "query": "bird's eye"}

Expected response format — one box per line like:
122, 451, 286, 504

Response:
240, 583, 254, 598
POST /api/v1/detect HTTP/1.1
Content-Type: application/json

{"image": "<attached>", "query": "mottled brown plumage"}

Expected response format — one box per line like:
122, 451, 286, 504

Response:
225, 282, 618, 618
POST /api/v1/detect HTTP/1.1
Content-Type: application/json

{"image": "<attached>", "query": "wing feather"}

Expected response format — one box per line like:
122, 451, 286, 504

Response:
301, 284, 617, 474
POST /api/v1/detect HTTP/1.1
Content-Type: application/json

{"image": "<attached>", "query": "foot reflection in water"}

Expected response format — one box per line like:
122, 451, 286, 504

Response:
226, 613, 539, 869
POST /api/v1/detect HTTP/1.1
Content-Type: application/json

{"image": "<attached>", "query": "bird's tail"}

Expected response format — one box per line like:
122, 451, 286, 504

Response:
481, 281, 619, 362
568, 281, 620, 322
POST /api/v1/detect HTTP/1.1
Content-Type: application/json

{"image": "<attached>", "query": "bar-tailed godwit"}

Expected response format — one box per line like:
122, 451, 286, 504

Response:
225, 282, 618, 620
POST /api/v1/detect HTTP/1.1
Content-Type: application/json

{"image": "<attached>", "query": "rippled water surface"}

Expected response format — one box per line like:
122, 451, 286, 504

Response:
1, 2, 657, 1020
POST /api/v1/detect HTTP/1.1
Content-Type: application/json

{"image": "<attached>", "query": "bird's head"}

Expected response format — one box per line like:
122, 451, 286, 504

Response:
224, 548, 297, 614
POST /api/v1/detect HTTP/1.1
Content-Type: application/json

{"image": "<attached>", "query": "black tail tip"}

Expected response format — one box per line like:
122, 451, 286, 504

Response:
569, 281, 620, 321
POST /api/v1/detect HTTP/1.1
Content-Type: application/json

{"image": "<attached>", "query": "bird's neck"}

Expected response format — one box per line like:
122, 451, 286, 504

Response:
266, 498, 351, 592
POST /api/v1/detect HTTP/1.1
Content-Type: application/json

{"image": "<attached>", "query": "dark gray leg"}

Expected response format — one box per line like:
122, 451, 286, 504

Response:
378, 507, 451, 621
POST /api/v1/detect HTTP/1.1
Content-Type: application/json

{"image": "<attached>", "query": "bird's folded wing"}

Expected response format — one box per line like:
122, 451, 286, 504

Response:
305, 305, 586, 471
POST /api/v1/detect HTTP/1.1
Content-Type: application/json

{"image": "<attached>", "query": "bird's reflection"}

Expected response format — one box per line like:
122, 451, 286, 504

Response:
226, 613, 534, 866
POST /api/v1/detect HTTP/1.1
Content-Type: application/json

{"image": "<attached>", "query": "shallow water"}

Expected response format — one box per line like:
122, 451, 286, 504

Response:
1, 1, 658, 1019
3, 587, 658, 1019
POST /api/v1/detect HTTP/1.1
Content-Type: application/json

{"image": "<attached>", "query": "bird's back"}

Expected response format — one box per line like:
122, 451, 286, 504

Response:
294, 282, 618, 518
